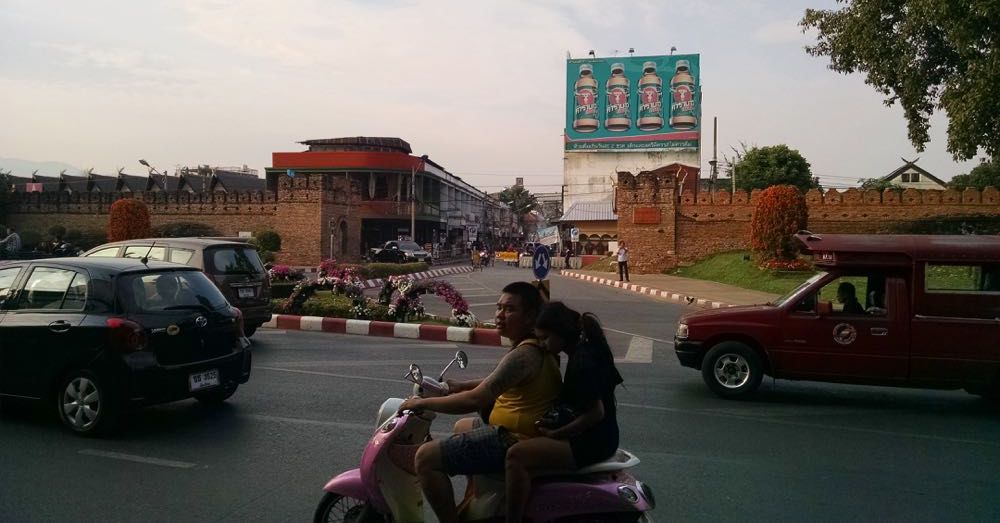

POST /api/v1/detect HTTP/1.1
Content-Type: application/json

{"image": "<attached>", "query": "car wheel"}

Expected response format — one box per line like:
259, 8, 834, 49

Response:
194, 383, 238, 405
56, 369, 119, 436
701, 341, 764, 399
313, 493, 384, 523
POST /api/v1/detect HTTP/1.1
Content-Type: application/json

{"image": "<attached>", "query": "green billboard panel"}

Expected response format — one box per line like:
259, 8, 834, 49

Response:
565, 54, 700, 152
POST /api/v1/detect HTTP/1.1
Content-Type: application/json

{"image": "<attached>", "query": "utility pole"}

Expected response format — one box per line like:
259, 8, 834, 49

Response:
410, 165, 416, 242
709, 117, 718, 192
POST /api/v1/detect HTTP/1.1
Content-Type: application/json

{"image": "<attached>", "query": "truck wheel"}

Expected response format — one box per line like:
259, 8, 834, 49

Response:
701, 342, 764, 399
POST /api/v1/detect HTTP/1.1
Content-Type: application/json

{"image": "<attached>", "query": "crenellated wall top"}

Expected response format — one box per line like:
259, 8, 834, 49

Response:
673, 186, 1000, 206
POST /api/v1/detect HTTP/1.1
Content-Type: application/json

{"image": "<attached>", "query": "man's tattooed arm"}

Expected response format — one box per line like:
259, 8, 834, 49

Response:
480, 345, 543, 400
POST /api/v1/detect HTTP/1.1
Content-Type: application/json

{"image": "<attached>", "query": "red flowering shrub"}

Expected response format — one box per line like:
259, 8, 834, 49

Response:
107, 198, 151, 241
750, 185, 807, 262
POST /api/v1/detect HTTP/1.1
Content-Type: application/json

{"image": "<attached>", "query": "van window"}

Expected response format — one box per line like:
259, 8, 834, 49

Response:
207, 247, 265, 275
794, 273, 888, 316
169, 248, 195, 265
123, 246, 166, 261
926, 263, 1000, 293
88, 247, 120, 257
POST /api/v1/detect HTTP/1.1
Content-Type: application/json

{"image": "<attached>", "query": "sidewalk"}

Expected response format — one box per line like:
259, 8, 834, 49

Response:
559, 269, 780, 308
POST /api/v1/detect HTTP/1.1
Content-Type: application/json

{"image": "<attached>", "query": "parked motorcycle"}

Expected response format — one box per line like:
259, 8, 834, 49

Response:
314, 351, 655, 523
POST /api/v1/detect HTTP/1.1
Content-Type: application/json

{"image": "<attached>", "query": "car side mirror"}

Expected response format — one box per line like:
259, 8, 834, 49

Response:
817, 300, 833, 316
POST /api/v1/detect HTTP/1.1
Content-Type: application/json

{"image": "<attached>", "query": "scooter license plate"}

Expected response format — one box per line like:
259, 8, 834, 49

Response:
189, 369, 220, 392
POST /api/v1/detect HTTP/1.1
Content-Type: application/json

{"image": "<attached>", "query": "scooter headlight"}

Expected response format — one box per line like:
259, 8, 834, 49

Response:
617, 485, 639, 504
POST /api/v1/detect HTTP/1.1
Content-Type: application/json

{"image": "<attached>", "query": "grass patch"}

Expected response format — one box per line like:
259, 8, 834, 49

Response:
667, 251, 816, 295
582, 255, 618, 272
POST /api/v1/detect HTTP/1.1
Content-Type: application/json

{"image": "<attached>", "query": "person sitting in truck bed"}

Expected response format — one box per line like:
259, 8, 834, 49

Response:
837, 282, 865, 314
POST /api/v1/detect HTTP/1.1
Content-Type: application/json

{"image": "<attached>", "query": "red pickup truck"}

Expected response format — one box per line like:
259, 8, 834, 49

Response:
675, 232, 1000, 400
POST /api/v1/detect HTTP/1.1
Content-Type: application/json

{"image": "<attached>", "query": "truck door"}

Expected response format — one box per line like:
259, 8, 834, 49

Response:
776, 272, 908, 381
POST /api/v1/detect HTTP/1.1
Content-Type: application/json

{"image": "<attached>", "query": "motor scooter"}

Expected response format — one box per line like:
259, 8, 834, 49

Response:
314, 351, 655, 523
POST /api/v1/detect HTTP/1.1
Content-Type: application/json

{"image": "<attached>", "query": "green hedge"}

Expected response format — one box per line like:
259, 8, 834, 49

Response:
270, 282, 298, 299
298, 292, 390, 319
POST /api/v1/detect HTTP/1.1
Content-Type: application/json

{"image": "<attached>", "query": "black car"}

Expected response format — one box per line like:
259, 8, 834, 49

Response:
0, 257, 251, 435
368, 240, 432, 264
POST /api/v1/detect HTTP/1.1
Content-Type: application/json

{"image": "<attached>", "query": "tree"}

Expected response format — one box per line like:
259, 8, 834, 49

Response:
802, 1, 1000, 161
0, 170, 12, 224
253, 230, 282, 252
496, 185, 538, 230
949, 159, 1000, 190
734, 145, 816, 192
107, 198, 151, 242
751, 185, 809, 262
858, 178, 896, 192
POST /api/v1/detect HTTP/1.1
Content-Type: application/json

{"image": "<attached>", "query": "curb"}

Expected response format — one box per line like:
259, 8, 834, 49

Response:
356, 266, 473, 289
559, 270, 734, 309
263, 314, 510, 347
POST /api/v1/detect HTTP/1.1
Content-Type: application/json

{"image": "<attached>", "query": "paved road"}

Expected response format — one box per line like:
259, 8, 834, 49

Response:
4, 273, 1000, 521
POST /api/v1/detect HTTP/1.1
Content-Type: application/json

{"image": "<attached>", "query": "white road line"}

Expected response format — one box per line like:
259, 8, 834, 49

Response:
602, 327, 674, 345
256, 366, 402, 384
618, 403, 1000, 447
78, 449, 198, 469
623, 336, 654, 363
460, 294, 499, 298
467, 302, 498, 307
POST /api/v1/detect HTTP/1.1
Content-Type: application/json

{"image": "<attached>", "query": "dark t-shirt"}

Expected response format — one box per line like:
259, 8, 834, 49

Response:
561, 342, 621, 467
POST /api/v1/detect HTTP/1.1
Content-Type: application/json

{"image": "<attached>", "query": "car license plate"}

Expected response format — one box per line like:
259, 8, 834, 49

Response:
189, 369, 220, 392
238, 287, 255, 299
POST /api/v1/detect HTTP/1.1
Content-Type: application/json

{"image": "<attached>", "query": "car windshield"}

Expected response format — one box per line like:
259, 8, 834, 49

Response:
771, 272, 826, 307
398, 241, 422, 251
207, 246, 265, 275
119, 270, 229, 313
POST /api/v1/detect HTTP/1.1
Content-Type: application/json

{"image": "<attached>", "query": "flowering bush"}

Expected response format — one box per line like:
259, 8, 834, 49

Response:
750, 185, 808, 263
377, 277, 476, 327
268, 265, 305, 282
107, 198, 151, 241
760, 258, 812, 272
319, 258, 361, 281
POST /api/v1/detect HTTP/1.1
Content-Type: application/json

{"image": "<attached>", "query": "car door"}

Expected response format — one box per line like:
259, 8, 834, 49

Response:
774, 272, 909, 381
0, 264, 28, 396
0, 265, 91, 398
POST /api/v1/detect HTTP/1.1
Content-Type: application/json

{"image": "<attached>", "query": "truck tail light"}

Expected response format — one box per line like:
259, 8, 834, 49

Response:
106, 318, 148, 353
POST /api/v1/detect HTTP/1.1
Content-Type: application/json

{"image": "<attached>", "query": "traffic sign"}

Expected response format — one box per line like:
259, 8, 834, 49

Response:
532, 245, 551, 280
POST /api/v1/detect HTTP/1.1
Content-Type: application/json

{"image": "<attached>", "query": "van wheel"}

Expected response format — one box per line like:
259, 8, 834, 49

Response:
56, 369, 119, 436
701, 342, 764, 399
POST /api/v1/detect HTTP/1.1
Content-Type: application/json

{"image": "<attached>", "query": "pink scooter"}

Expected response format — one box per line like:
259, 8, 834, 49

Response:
314, 351, 655, 523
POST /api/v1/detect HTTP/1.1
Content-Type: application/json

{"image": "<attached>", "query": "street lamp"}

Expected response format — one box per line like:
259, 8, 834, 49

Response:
138, 159, 162, 176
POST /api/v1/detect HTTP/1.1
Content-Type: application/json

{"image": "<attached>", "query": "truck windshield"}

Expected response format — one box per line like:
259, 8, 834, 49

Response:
771, 272, 826, 307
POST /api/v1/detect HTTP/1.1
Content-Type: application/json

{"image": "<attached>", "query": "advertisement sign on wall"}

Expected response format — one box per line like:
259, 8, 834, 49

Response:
565, 54, 700, 152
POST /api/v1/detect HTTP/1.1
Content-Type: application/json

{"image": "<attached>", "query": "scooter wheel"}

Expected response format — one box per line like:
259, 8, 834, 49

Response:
313, 493, 383, 523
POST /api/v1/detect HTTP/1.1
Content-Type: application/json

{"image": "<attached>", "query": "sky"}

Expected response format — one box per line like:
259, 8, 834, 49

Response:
0, 0, 982, 193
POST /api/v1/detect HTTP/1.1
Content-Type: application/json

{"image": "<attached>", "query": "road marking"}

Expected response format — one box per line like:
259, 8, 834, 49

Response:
256, 366, 403, 384
460, 294, 499, 298
618, 402, 1000, 447
603, 327, 674, 345
78, 449, 197, 469
622, 336, 654, 363
468, 302, 497, 307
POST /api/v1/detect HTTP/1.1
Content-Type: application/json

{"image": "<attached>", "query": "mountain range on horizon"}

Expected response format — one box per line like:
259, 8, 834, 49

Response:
0, 158, 83, 178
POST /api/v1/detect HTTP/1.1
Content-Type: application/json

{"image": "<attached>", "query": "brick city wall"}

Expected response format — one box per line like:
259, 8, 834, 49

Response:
616, 172, 1000, 273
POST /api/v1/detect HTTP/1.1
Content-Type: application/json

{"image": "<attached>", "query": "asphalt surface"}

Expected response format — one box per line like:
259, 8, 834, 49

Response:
3, 265, 1000, 522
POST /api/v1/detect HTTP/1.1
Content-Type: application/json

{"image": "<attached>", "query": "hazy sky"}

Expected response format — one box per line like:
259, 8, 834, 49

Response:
0, 0, 981, 193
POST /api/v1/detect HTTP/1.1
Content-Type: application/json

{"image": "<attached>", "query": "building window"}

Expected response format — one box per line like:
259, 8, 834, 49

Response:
911, 173, 920, 182
901, 173, 910, 183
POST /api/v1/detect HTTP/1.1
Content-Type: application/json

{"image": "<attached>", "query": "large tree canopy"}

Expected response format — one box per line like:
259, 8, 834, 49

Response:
949, 159, 1000, 190
734, 145, 816, 192
496, 185, 538, 222
801, 1, 1000, 161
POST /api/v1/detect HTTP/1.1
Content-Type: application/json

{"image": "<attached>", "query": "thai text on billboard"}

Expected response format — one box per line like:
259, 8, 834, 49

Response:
565, 54, 701, 152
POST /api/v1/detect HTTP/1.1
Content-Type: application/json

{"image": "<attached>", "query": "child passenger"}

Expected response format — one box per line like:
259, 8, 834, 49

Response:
503, 302, 624, 523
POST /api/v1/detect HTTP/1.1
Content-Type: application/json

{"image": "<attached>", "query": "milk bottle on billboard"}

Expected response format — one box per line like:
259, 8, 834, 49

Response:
572, 64, 599, 133
669, 60, 697, 130
604, 63, 631, 132
637, 61, 663, 131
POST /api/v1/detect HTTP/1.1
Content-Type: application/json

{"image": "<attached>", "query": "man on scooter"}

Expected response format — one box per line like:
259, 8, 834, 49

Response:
398, 281, 561, 523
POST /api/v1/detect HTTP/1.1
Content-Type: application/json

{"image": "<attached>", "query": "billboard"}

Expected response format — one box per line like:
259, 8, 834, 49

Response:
565, 54, 700, 152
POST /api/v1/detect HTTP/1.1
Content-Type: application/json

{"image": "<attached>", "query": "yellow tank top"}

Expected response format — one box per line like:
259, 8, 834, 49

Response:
489, 339, 562, 437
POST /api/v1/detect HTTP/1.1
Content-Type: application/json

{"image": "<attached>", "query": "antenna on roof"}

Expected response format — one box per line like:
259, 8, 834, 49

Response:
140, 240, 157, 266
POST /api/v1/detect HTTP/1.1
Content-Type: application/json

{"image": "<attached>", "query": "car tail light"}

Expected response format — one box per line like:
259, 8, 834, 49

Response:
106, 318, 148, 353
232, 306, 245, 337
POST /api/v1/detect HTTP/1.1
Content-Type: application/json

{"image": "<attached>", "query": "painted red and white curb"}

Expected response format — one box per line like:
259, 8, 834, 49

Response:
263, 314, 510, 347
356, 266, 473, 289
559, 270, 733, 309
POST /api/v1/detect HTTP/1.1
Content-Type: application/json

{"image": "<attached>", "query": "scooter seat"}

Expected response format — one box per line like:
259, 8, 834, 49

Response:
536, 448, 640, 477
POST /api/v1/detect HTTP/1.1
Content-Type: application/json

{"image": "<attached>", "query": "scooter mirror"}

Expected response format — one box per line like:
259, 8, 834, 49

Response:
456, 351, 468, 369
406, 364, 423, 384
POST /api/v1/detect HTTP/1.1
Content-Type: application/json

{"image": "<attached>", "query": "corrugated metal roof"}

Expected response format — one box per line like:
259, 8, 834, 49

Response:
559, 201, 618, 222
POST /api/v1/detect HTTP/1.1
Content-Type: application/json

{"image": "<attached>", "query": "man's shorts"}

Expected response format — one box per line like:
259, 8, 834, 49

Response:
439, 418, 517, 476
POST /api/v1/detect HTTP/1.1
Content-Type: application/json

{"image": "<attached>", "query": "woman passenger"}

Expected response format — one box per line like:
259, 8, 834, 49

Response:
503, 302, 624, 523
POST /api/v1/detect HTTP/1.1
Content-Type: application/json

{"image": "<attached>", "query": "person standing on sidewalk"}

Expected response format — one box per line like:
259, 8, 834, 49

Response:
616, 241, 630, 282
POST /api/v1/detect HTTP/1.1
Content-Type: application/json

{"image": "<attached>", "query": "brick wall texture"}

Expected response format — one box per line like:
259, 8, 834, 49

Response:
616, 172, 1000, 273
